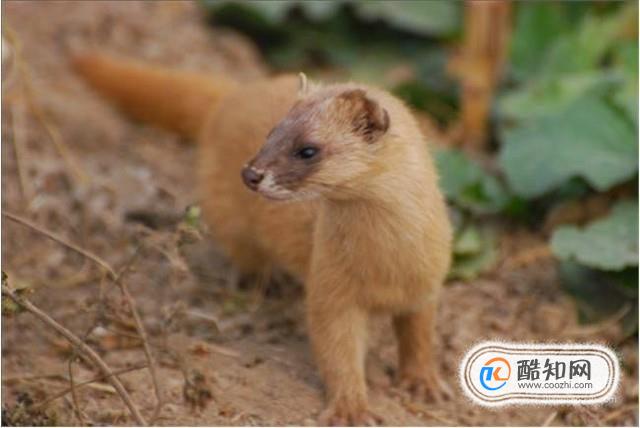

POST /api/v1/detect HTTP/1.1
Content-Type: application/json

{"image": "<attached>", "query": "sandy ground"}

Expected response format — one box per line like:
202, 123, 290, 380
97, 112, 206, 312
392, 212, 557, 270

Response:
1, 2, 637, 426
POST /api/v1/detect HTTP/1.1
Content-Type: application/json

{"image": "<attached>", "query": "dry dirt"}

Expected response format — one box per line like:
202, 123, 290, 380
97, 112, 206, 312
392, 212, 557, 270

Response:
1, 2, 637, 426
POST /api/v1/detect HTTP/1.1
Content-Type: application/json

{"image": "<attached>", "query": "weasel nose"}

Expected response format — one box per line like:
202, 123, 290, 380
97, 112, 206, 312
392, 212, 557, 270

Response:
241, 167, 264, 190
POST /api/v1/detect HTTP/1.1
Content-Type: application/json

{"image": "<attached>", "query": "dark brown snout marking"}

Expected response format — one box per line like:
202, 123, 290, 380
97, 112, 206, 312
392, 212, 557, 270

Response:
241, 166, 263, 191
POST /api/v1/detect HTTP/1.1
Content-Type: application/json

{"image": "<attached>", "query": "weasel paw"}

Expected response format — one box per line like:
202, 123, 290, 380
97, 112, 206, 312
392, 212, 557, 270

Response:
319, 403, 383, 426
397, 371, 452, 403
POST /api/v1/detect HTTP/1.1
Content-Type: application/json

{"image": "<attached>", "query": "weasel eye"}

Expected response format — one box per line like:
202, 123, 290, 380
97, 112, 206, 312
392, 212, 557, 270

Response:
295, 147, 319, 160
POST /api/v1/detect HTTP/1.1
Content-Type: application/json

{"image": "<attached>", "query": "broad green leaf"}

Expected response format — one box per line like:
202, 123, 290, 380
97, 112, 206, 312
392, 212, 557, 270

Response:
436, 149, 485, 198
559, 261, 638, 335
509, 2, 572, 80
499, 71, 623, 123
612, 79, 639, 129
393, 50, 459, 124
204, 0, 460, 35
500, 95, 637, 198
296, 0, 342, 20
551, 200, 638, 271
457, 176, 510, 215
203, 0, 300, 23
501, 3, 636, 122
435, 149, 509, 214
614, 40, 639, 77
541, 12, 621, 76
357, 1, 460, 37
541, 3, 635, 76
508, 2, 634, 81
611, 41, 639, 129
233, 0, 292, 22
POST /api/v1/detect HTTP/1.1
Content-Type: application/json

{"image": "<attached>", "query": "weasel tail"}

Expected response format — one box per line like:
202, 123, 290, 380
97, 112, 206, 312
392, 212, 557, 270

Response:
72, 53, 237, 139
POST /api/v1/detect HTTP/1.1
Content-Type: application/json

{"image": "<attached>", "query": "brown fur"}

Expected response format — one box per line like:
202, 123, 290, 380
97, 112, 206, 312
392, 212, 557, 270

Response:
74, 54, 452, 425
72, 54, 237, 139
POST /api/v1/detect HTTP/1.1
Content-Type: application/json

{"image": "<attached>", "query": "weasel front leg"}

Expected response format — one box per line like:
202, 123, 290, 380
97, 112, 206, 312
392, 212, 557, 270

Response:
393, 301, 451, 402
306, 290, 381, 426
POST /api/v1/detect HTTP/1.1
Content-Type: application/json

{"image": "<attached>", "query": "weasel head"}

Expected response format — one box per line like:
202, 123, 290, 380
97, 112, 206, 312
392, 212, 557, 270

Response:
242, 86, 390, 201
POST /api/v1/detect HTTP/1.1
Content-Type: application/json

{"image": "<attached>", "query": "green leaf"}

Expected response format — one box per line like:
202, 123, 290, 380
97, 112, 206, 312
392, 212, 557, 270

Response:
449, 226, 497, 281
499, 95, 638, 198
614, 40, 639, 77
559, 261, 638, 336
391, 50, 459, 124
508, 2, 634, 81
499, 71, 623, 123
501, 3, 637, 123
611, 41, 639, 129
202, 0, 294, 24
208, 0, 342, 22
509, 2, 572, 80
611, 79, 639, 130
435, 149, 509, 214
184, 205, 202, 229
356, 1, 460, 37
551, 200, 639, 271
540, 9, 624, 76
296, 0, 343, 20
436, 149, 484, 197
1, 272, 27, 317
453, 224, 482, 256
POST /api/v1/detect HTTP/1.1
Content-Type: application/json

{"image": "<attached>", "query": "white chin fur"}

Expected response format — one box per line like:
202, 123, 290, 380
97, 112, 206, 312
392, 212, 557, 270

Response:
257, 171, 294, 200
257, 172, 319, 202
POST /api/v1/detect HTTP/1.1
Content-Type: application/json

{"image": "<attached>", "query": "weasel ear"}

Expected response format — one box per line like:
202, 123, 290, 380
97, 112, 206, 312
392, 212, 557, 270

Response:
338, 89, 390, 142
298, 72, 309, 96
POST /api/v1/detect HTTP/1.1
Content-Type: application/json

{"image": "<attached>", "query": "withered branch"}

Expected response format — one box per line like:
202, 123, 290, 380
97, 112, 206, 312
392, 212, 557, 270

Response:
1, 284, 148, 426
3, 211, 164, 423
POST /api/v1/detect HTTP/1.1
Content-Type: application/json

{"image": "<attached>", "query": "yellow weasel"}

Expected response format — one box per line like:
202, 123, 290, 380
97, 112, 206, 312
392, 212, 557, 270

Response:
74, 54, 452, 425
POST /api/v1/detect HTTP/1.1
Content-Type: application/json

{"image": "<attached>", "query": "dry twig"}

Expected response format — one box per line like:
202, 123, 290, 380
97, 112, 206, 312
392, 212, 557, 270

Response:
3, 211, 116, 277
66, 319, 103, 425
114, 277, 164, 422
1, 285, 148, 426
9, 100, 33, 204
67, 357, 87, 425
601, 403, 638, 424
541, 410, 557, 427
3, 211, 164, 422
563, 304, 631, 338
34, 363, 148, 410
2, 372, 66, 384
113, 248, 165, 423
3, 25, 88, 183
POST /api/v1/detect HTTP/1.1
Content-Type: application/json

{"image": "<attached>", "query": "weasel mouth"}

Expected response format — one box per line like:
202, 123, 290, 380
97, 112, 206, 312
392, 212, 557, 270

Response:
241, 166, 299, 200
251, 171, 294, 200
259, 186, 321, 202
258, 190, 294, 201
